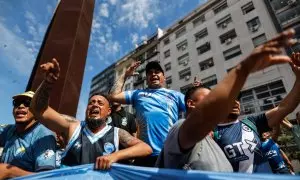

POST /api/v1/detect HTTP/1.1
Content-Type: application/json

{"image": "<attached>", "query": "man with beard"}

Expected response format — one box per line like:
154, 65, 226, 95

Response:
109, 61, 186, 167
213, 51, 300, 173
0, 91, 56, 179
108, 102, 137, 137
30, 59, 152, 170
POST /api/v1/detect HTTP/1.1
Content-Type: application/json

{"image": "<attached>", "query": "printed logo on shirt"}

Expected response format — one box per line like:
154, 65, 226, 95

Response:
121, 117, 127, 126
16, 146, 25, 155
74, 141, 82, 149
139, 92, 153, 97
242, 125, 252, 132
266, 150, 277, 158
103, 142, 115, 155
106, 116, 112, 125
223, 138, 259, 160
43, 149, 55, 159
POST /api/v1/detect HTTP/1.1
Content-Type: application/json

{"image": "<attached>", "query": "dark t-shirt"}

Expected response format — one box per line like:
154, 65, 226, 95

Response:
215, 113, 272, 173
108, 107, 137, 135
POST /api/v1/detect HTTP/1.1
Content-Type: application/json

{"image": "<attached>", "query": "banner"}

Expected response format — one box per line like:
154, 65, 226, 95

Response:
14, 163, 298, 180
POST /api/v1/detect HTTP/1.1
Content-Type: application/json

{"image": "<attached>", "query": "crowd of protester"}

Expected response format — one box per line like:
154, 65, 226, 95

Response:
0, 28, 300, 179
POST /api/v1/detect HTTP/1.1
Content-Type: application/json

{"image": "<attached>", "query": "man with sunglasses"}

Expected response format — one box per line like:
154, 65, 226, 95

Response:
0, 91, 56, 179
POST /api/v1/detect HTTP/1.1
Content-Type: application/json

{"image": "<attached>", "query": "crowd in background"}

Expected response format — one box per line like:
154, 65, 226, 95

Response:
1, 29, 300, 179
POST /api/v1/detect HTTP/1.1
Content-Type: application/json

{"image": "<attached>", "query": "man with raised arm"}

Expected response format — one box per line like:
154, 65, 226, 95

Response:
158, 29, 299, 173
109, 60, 186, 167
30, 59, 152, 170
213, 50, 300, 173
0, 91, 56, 179
157, 86, 233, 172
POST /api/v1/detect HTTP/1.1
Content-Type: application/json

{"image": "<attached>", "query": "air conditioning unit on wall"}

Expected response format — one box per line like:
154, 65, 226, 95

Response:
225, 38, 232, 45
250, 25, 259, 32
183, 61, 188, 66
185, 75, 190, 81
222, 23, 227, 28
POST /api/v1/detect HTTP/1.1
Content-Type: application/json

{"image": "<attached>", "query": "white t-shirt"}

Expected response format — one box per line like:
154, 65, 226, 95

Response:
158, 120, 233, 172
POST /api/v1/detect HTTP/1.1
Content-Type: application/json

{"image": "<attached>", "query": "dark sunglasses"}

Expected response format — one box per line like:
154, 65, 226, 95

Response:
13, 99, 31, 107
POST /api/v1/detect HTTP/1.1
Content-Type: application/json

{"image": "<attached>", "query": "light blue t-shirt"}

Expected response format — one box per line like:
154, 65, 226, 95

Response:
0, 123, 56, 172
125, 88, 185, 156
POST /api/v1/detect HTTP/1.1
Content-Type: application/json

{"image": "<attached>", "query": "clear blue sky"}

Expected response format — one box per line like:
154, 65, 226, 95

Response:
0, 0, 207, 124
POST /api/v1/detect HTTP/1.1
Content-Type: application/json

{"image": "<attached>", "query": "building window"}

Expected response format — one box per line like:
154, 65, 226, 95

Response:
194, 28, 208, 42
278, 5, 300, 26
247, 17, 261, 33
164, 38, 170, 45
241, 1, 255, 15
178, 53, 189, 66
176, 27, 186, 38
176, 40, 188, 51
216, 14, 232, 29
223, 45, 242, 60
199, 58, 214, 71
165, 62, 171, 71
239, 80, 286, 115
213, 1, 228, 14
193, 15, 205, 27
179, 67, 191, 80
202, 75, 217, 87
164, 49, 170, 58
252, 34, 267, 47
197, 42, 211, 55
219, 29, 237, 44
270, 0, 295, 11
166, 76, 172, 88
180, 84, 193, 94
137, 53, 146, 63
146, 46, 158, 59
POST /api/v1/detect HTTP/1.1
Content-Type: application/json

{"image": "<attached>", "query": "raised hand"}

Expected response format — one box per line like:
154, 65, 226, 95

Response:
40, 58, 60, 84
193, 76, 202, 87
290, 52, 300, 79
243, 29, 296, 73
94, 154, 118, 170
124, 60, 141, 79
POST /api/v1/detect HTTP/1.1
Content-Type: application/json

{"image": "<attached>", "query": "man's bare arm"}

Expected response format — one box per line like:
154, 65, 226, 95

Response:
94, 129, 152, 170
280, 149, 293, 171
0, 164, 33, 179
108, 61, 140, 104
281, 118, 293, 129
272, 124, 281, 142
117, 129, 152, 158
179, 29, 296, 150
108, 74, 127, 104
30, 59, 79, 140
266, 82, 300, 127
266, 52, 300, 127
